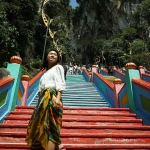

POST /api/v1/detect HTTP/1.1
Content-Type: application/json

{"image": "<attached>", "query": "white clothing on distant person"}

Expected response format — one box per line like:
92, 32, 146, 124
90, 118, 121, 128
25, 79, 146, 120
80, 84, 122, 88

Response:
69, 66, 73, 75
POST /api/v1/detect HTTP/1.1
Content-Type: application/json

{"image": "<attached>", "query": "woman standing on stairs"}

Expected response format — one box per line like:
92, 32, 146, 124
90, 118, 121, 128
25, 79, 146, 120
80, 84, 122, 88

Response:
26, 48, 66, 150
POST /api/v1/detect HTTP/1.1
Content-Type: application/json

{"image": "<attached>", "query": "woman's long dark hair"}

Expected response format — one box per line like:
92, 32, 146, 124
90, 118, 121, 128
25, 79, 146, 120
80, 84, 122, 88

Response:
41, 48, 61, 70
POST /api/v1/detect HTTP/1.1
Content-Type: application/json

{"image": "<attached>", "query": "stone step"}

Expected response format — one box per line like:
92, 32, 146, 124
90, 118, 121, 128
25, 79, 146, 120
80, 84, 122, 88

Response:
62, 93, 102, 96
12, 109, 136, 116
1, 139, 150, 150
5, 113, 137, 120
1, 106, 150, 149
62, 103, 110, 107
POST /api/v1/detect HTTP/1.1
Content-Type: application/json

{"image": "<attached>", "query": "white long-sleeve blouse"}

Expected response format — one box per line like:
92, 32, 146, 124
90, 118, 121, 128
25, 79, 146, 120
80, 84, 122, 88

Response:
39, 64, 66, 92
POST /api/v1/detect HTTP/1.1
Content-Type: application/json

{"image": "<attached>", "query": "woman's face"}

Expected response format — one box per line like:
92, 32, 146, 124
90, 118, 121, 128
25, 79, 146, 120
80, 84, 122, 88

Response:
47, 50, 58, 65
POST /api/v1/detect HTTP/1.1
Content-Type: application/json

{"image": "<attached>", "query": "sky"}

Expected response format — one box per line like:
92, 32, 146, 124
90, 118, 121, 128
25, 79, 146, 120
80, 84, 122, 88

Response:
69, 0, 79, 9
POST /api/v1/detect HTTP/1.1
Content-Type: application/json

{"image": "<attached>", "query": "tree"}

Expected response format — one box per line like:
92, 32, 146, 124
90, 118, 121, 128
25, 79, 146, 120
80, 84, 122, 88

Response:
121, 27, 137, 41
103, 38, 124, 67
0, 11, 19, 66
0, 0, 39, 61
130, 39, 148, 55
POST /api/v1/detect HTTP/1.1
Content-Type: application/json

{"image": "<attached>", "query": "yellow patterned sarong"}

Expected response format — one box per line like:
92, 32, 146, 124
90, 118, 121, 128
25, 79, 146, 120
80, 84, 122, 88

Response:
26, 89, 63, 150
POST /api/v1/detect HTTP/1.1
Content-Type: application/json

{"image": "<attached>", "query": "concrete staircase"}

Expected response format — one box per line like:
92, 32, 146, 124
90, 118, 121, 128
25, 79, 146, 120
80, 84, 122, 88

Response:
0, 75, 150, 149
62, 82, 110, 108
65, 75, 86, 82
30, 82, 110, 108
30, 74, 109, 108
0, 106, 150, 149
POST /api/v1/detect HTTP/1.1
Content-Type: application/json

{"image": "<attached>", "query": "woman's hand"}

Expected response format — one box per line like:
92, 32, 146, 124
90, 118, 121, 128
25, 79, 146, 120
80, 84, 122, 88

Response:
53, 98, 61, 109
53, 91, 62, 109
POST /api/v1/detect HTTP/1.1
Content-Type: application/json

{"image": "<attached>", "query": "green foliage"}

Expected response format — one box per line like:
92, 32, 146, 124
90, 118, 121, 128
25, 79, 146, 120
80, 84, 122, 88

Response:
103, 38, 125, 66
130, 39, 148, 55
0, 11, 19, 66
21, 65, 30, 77
45, 1, 64, 18
110, 34, 122, 40
104, 38, 123, 53
134, 0, 150, 18
55, 32, 66, 39
0, 0, 47, 76
0, 0, 40, 61
92, 39, 104, 50
30, 58, 42, 69
34, 16, 48, 57
22, 57, 41, 78
130, 52, 150, 70
0, 0, 150, 75
121, 27, 137, 41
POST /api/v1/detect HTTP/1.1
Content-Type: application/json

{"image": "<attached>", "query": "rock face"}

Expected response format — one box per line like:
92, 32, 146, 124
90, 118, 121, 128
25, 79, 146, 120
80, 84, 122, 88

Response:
40, 0, 149, 64
71, 0, 144, 51
0, 68, 10, 79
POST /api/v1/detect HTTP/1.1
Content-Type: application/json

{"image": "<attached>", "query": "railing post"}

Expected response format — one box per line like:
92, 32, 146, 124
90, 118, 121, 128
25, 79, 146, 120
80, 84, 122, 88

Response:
91, 65, 97, 82
138, 66, 145, 79
125, 62, 140, 112
6, 56, 22, 110
21, 75, 30, 106
113, 79, 124, 108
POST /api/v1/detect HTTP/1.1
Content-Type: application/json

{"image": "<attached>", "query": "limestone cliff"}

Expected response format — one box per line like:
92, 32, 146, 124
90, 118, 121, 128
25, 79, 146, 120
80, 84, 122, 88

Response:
70, 0, 144, 51
41, 0, 149, 65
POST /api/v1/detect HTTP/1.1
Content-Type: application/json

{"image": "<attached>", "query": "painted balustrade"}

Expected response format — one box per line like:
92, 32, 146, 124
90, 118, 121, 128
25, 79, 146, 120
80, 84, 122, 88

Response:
145, 70, 150, 74
0, 56, 45, 122
139, 66, 150, 82
113, 69, 126, 82
0, 76, 14, 122
0, 55, 150, 125
113, 79, 128, 108
117, 82, 128, 108
26, 69, 45, 106
142, 74, 150, 82
124, 62, 140, 112
92, 71, 115, 107
21, 75, 30, 106
7, 56, 22, 110
132, 78, 150, 125
16, 80, 24, 106
91, 62, 150, 125
99, 68, 108, 75
82, 67, 91, 82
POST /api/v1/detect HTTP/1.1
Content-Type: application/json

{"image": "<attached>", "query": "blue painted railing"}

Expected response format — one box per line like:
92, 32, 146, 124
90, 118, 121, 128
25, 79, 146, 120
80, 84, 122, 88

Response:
27, 70, 45, 106
16, 81, 24, 106
132, 79, 150, 125
0, 77, 14, 122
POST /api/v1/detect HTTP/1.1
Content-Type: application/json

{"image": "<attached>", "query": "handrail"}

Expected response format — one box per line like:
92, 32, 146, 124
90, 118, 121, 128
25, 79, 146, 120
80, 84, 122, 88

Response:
82, 68, 91, 82
132, 78, 150, 125
93, 72, 114, 107
1, 61, 150, 125
0, 76, 15, 122
0, 76, 14, 87
145, 70, 150, 74
29, 69, 46, 87
27, 69, 46, 106
94, 72, 114, 90
132, 78, 150, 91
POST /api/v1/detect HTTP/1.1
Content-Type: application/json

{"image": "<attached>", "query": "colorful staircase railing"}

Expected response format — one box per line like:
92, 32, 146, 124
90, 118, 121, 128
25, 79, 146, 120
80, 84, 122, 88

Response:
0, 56, 150, 125
82, 64, 150, 125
